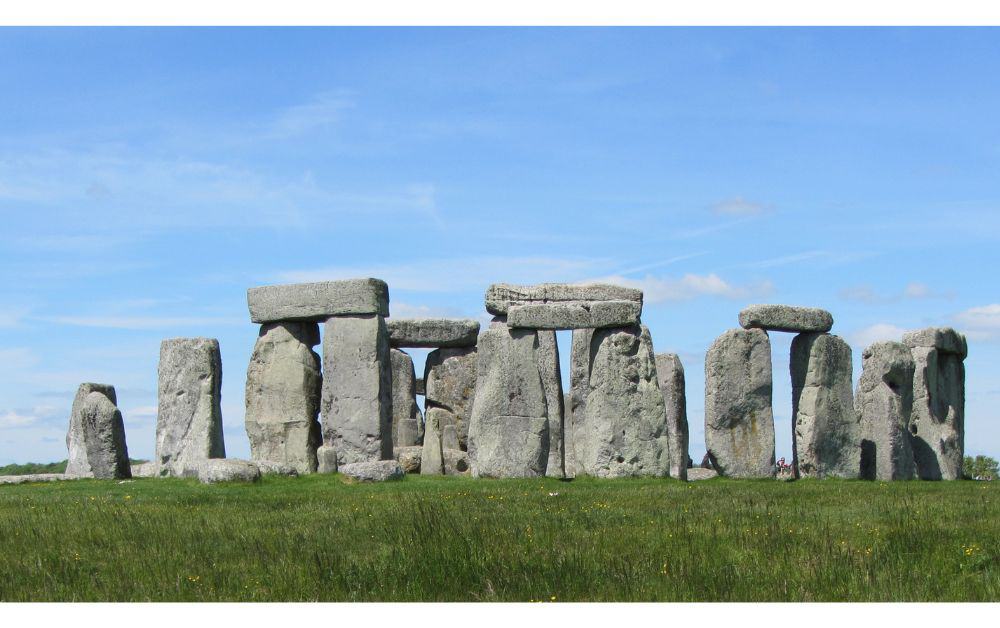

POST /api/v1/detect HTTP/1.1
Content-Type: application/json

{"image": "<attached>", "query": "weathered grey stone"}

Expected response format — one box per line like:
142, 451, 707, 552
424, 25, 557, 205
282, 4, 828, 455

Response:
156, 338, 226, 477
686, 468, 718, 481
255, 460, 299, 476
339, 460, 404, 482
245, 322, 322, 474
507, 300, 641, 330
65, 383, 131, 479
196, 459, 261, 484
903, 326, 968, 359
420, 408, 445, 475
415, 377, 425, 396
387, 318, 480, 348
485, 283, 643, 316
467, 325, 550, 478
317, 444, 338, 474
390, 349, 424, 448
321, 315, 392, 466
909, 344, 965, 480
739, 304, 833, 333
565, 328, 594, 478
535, 330, 565, 478
130, 462, 158, 478
0, 473, 74, 485
394, 446, 422, 474
443, 448, 471, 475
655, 353, 689, 481
704, 328, 776, 478
422, 346, 477, 474
247, 278, 389, 323
856, 341, 915, 481
574, 324, 668, 478
790, 333, 860, 479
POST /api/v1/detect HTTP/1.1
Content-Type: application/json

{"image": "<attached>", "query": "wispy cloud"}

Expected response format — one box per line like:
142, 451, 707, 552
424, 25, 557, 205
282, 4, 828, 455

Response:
592, 273, 774, 304
671, 217, 756, 240
264, 91, 355, 140
954, 304, 1000, 341
38, 315, 244, 330
0, 410, 38, 429
846, 323, 907, 350
711, 197, 769, 216
741, 250, 876, 270
840, 281, 953, 304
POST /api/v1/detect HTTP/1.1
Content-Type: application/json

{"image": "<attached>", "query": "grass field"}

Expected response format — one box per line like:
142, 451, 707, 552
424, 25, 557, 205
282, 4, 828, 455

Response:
0, 474, 996, 602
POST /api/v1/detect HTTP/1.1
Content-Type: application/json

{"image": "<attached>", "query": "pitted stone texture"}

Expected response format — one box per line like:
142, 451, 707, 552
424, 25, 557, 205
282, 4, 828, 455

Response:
467, 325, 550, 478
739, 305, 833, 333
387, 318, 480, 348
485, 283, 643, 316
565, 328, 594, 478
536, 330, 566, 477
686, 468, 718, 481
507, 300, 641, 330
856, 341, 916, 481
394, 446, 422, 473
575, 324, 668, 478
317, 445, 338, 474
245, 322, 322, 474
65, 383, 131, 479
196, 459, 261, 484
390, 349, 424, 448
156, 338, 226, 477
130, 462, 158, 478
790, 333, 859, 479
255, 461, 299, 476
704, 328, 776, 478
424, 347, 477, 450
247, 278, 389, 323
0, 473, 73, 485
903, 326, 967, 359
340, 460, 404, 482
321, 315, 393, 466
443, 448, 471, 475
655, 353, 689, 481
909, 345, 965, 480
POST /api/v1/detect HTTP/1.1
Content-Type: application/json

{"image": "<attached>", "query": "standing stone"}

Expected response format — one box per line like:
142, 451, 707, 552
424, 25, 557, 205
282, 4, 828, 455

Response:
422, 346, 477, 475
575, 324, 668, 478
420, 408, 446, 475
467, 325, 550, 478
655, 353, 689, 481
904, 327, 967, 480
789, 333, 859, 479
65, 383, 131, 479
321, 315, 393, 466
390, 349, 424, 448
156, 338, 226, 476
565, 328, 594, 478
536, 330, 566, 478
245, 322, 322, 474
704, 328, 775, 478
856, 341, 915, 481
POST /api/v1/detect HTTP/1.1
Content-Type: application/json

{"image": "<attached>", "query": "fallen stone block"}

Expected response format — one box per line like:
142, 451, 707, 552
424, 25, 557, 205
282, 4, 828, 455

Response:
0, 473, 74, 485
130, 462, 158, 478
443, 448, 471, 475
255, 461, 299, 476
686, 468, 718, 481
387, 318, 480, 348
247, 278, 389, 323
340, 460, 404, 482
196, 459, 261, 484
65, 383, 131, 479
655, 353, 689, 481
394, 446, 422, 474
485, 283, 643, 316
738, 304, 834, 333
506, 300, 641, 330
857, 341, 915, 481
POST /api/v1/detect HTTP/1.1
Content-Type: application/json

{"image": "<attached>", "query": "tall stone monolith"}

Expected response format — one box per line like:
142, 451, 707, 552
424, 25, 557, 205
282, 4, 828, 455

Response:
704, 328, 775, 478
390, 349, 424, 449
156, 338, 226, 476
655, 353, 689, 481
856, 341, 915, 481
537, 330, 565, 478
245, 322, 322, 474
790, 333, 859, 478
65, 383, 131, 479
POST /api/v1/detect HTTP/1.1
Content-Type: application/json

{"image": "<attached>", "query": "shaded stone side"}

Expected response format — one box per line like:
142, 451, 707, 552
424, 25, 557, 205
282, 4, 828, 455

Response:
422, 346, 477, 475
790, 333, 859, 479
245, 322, 322, 474
909, 346, 965, 480
390, 349, 424, 448
704, 328, 775, 478
156, 338, 226, 476
856, 341, 915, 481
467, 325, 549, 478
65, 383, 131, 479
655, 353, 689, 481
566, 328, 594, 478
321, 315, 393, 466
387, 318, 479, 348
575, 324, 668, 478
485, 282, 643, 316
537, 330, 565, 478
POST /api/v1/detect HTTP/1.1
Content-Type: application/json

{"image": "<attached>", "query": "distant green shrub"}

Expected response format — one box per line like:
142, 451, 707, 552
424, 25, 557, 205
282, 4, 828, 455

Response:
964, 455, 999, 480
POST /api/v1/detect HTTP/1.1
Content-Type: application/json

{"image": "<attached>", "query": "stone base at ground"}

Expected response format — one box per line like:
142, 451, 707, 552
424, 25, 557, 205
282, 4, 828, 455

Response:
196, 459, 262, 484
857, 341, 916, 481
339, 460, 404, 482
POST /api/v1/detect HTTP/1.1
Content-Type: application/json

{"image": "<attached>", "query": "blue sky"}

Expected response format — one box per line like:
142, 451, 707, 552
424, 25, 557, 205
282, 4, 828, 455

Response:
1, 27, 998, 465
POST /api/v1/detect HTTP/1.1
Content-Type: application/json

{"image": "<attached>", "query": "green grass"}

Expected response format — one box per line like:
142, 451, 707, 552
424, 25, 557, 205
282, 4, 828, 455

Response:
0, 459, 147, 476
0, 474, 996, 601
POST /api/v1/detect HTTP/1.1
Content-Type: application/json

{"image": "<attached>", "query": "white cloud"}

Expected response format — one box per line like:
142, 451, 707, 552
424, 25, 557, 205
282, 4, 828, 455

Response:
954, 304, 1000, 340
38, 315, 244, 330
743, 250, 877, 270
711, 197, 768, 216
593, 273, 774, 303
0, 410, 38, 429
123, 405, 157, 426
840, 281, 949, 304
266, 91, 355, 139
847, 323, 906, 350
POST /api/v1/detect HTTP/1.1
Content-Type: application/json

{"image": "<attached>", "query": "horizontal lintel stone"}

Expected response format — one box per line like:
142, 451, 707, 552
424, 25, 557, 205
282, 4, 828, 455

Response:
506, 300, 641, 330
247, 278, 389, 323
485, 282, 643, 316
738, 304, 833, 333
902, 327, 968, 358
386, 318, 480, 348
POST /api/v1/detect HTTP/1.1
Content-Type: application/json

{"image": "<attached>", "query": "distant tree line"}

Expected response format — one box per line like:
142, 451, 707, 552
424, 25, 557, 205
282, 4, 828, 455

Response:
964, 455, 998, 481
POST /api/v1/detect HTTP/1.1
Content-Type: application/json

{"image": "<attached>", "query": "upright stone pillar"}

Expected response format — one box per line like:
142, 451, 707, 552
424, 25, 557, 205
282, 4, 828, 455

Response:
655, 353, 689, 481
904, 327, 967, 480
422, 346, 477, 475
704, 328, 775, 478
790, 333, 859, 478
390, 349, 424, 448
156, 338, 226, 476
245, 322, 322, 474
65, 383, 131, 479
856, 341, 915, 481
566, 328, 594, 478
321, 315, 393, 466
537, 330, 565, 478
575, 324, 668, 478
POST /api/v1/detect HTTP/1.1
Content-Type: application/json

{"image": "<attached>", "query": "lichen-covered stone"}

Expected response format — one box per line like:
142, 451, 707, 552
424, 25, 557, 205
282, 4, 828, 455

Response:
245, 322, 322, 474
790, 333, 859, 478
485, 283, 643, 316
655, 353, 689, 481
196, 459, 261, 484
686, 468, 718, 481
856, 341, 915, 481
156, 338, 226, 477
704, 328, 775, 478
339, 460, 404, 482
390, 349, 424, 448
506, 300, 641, 330
66, 383, 131, 479
387, 318, 480, 348
424, 346, 477, 452
247, 278, 389, 323
394, 446, 422, 473
739, 304, 833, 333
